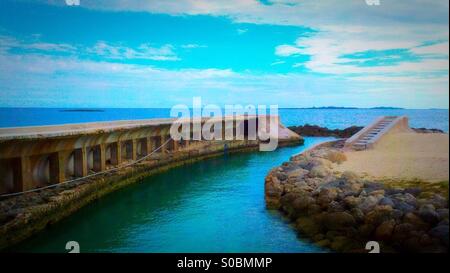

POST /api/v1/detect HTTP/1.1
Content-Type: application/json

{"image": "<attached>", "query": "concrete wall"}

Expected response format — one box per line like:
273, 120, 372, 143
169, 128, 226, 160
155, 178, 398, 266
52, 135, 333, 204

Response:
0, 116, 301, 195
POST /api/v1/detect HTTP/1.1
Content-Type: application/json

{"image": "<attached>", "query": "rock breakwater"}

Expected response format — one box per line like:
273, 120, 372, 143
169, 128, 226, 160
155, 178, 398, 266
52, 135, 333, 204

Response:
265, 140, 449, 252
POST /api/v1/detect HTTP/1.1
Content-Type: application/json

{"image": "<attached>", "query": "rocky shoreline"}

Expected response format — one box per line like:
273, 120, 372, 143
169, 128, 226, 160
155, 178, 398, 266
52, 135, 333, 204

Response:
265, 140, 449, 252
288, 124, 444, 138
288, 125, 363, 138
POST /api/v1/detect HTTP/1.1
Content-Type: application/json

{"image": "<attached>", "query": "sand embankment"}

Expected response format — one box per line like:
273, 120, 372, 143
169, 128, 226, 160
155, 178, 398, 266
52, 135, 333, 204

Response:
337, 132, 449, 182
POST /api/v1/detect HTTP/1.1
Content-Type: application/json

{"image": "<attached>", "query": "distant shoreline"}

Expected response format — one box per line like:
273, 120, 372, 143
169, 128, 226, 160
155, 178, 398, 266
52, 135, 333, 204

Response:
59, 109, 105, 112
1, 107, 448, 110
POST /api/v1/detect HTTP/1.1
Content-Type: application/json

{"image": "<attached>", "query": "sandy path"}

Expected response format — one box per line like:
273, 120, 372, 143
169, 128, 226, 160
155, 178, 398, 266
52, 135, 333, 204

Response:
336, 132, 449, 182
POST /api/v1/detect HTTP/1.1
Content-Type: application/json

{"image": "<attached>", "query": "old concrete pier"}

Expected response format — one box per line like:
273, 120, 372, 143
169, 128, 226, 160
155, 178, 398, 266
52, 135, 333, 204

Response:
0, 116, 301, 195
0, 115, 302, 249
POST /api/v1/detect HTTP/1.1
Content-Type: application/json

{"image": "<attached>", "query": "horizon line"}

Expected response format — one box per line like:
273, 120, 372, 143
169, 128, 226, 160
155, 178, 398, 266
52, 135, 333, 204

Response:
0, 106, 448, 110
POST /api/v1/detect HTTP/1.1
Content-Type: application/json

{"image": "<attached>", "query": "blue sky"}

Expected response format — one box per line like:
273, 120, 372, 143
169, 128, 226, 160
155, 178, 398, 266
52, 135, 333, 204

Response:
0, 0, 448, 108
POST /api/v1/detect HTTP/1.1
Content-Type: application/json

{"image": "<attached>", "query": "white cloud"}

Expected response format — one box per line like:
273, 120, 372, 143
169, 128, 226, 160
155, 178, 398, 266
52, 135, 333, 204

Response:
0, 35, 76, 53
89, 41, 180, 61
280, 25, 449, 78
274, 45, 303, 57
51, 0, 448, 28
4, 0, 450, 108
0, 35, 181, 61
411, 41, 449, 56
270, 60, 285, 66
237, 28, 248, 35
0, 51, 448, 108
181, 44, 207, 49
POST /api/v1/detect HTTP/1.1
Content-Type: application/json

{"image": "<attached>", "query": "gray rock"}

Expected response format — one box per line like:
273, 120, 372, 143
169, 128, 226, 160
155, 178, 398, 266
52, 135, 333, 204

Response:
404, 187, 422, 196
276, 172, 288, 181
363, 182, 384, 193
309, 165, 331, 178
392, 209, 404, 221
288, 168, 309, 180
429, 194, 448, 209
317, 188, 338, 207
321, 212, 356, 230
403, 193, 418, 207
392, 193, 417, 207
419, 204, 440, 225
385, 188, 404, 195
341, 171, 359, 182
343, 196, 361, 208
394, 201, 415, 213
392, 223, 415, 241
292, 194, 316, 212
328, 201, 345, 212
429, 225, 449, 246
365, 205, 394, 226
375, 220, 396, 240
379, 197, 395, 207
357, 195, 380, 213
350, 208, 365, 223
437, 209, 449, 221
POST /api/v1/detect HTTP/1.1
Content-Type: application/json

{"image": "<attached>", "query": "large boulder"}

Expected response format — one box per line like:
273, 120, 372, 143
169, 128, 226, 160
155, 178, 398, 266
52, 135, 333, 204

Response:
357, 196, 380, 213
344, 196, 361, 208
296, 217, 321, 236
437, 209, 449, 221
309, 165, 331, 178
276, 171, 288, 181
317, 188, 339, 208
418, 204, 440, 225
403, 212, 429, 231
341, 171, 360, 183
429, 194, 448, 209
323, 151, 347, 164
320, 212, 356, 230
365, 205, 394, 226
291, 194, 316, 214
379, 197, 395, 207
429, 224, 449, 247
392, 223, 415, 242
375, 220, 396, 241
392, 193, 418, 207
287, 168, 309, 181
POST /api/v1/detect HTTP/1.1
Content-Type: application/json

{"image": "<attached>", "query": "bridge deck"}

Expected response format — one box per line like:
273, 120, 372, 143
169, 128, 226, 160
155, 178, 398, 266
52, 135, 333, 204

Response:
0, 115, 269, 141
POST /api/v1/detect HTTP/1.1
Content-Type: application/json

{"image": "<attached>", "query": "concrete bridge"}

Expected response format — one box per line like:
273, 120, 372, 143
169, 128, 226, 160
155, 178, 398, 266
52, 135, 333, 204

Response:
0, 116, 301, 195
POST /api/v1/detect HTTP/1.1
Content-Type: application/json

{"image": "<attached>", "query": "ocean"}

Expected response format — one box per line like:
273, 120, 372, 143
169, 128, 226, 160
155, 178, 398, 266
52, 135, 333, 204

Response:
0, 108, 448, 132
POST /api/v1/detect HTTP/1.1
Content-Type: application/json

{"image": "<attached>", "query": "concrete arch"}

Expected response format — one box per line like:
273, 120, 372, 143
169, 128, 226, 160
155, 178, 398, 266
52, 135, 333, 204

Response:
87, 145, 104, 172
0, 159, 15, 194
121, 140, 133, 161
32, 155, 51, 187
105, 144, 112, 167
136, 138, 148, 158
65, 151, 75, 179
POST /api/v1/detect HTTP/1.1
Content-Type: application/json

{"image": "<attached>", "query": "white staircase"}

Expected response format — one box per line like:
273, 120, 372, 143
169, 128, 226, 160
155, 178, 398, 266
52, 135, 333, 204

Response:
345, 116, 410, 151
352, 116, 397, 150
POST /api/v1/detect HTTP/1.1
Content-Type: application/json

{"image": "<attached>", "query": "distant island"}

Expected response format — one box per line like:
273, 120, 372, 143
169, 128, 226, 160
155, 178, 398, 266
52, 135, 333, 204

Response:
281, 106, 404, 110
59, 109, 105, 112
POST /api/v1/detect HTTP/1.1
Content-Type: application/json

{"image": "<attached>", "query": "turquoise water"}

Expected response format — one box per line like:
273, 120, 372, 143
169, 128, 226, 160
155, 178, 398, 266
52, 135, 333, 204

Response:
0, 108, 448, 132
11, 138, 332, 253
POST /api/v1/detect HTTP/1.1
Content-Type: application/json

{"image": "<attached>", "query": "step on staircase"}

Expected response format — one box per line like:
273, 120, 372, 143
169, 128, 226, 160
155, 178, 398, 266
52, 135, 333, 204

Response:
344, 116, 410, 151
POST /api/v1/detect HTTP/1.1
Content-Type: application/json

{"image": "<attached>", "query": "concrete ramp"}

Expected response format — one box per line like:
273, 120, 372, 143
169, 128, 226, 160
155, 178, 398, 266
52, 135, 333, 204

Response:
344, 116, 411, 151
